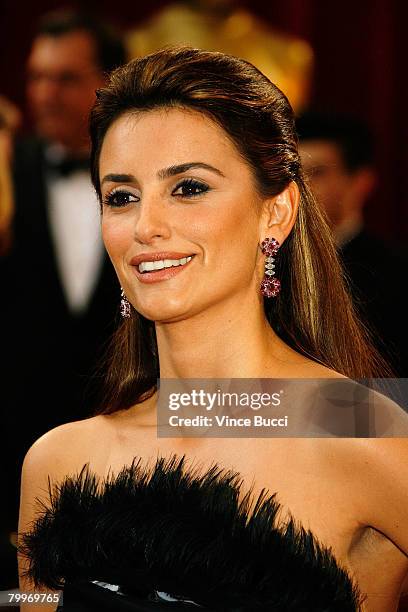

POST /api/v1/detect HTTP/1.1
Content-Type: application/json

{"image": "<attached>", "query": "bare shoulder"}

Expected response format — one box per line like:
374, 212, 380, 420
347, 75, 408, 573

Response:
305, 435, 408, 482
19, 414, 116, 530
22, 415, 110, 482
18, 416, 112, 610
352, 436, 408, 479
331, 436, 408, 473
21, 400, 155, 491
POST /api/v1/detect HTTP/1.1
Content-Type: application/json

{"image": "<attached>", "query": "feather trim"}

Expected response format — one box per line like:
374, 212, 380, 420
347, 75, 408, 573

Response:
19, 455, 362, 610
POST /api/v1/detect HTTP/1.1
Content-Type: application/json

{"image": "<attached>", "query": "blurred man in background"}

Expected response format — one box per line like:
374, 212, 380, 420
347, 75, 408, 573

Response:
27, 14, 111, 157
1, 11, 126, 584
297, 112, 407, 376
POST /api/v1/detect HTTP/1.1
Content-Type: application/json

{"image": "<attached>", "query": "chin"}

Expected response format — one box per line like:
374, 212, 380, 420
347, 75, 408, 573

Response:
146, 311, 193, 325
137, 300, 192, 324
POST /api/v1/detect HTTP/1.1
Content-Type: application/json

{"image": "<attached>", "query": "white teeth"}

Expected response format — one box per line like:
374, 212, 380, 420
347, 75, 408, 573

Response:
138, 261, 156, 273
138, 255, 193, 273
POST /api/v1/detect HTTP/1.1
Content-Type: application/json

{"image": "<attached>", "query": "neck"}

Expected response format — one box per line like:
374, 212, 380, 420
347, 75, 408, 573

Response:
155, 290, 287, 379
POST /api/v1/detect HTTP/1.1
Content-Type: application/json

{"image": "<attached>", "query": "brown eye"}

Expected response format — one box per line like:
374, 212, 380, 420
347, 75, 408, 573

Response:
172, 179, 209, 198
103, 190, 139, 207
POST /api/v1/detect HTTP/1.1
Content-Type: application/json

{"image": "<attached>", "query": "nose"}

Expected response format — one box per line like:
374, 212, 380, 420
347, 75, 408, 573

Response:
133, 196, 171, 245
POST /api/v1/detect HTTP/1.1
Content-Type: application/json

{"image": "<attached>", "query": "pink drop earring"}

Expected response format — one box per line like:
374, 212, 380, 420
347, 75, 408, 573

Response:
120, 288, 132, 318
260, 237, 281, 298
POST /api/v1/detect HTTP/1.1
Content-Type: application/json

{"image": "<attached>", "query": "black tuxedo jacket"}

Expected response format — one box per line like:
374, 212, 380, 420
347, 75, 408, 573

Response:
340, 229, 408, 376
1, 137, 119, 528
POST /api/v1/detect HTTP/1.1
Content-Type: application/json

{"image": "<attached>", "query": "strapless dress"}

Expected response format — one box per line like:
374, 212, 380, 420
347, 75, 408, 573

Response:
19, 455, 362, 611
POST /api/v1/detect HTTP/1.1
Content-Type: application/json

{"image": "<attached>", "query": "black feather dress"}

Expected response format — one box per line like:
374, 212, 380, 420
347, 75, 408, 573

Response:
19, 455, 363, 611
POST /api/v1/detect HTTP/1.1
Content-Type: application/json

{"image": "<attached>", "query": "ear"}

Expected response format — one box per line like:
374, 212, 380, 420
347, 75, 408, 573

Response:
259, 181, 299, 245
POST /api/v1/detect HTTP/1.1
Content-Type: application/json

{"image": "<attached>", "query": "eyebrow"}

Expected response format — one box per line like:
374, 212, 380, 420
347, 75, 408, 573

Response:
101, 162, 225, 185
101, 173, 135, 185
157, 162, 225, 179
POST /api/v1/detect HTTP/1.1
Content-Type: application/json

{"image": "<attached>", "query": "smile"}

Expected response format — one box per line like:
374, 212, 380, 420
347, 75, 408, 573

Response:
138, 256, 193, 273
132, 255, 195, 284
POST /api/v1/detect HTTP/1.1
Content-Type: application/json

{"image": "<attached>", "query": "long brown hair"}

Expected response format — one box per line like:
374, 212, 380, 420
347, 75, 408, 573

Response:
90, 46, 389, 414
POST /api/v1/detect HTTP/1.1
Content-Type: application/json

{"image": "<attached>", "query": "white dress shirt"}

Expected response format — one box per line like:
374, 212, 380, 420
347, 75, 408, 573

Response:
46, 169, 104, 315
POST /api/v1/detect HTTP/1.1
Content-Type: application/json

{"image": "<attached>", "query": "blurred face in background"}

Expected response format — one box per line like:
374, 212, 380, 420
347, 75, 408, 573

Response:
26, 30, 104, 153
299, 140, 355, 228
299, 140, 374, 231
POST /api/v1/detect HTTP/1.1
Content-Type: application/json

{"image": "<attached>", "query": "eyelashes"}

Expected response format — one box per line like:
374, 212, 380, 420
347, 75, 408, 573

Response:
102, 178, 210, 208
103, 190, 138, 207
172, 178, 209, 198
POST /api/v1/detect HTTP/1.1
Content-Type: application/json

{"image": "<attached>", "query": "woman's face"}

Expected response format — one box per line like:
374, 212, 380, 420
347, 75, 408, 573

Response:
99, 108, 267, 322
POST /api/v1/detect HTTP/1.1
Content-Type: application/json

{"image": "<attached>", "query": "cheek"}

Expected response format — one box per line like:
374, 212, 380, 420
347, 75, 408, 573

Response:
27, 84, 46, 107
101, 214, 133, 263
188, 195, 257, 240
191, 200, 259, 274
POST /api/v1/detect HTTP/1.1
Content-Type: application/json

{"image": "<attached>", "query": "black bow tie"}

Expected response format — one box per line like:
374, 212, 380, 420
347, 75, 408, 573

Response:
45, 155, 90, 177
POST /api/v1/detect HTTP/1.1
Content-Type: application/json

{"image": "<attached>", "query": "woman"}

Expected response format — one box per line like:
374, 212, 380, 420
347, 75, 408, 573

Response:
18, 47, 408, 611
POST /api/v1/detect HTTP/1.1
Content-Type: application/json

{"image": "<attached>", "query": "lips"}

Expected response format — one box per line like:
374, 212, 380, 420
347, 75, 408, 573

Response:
130, 252, 195, 284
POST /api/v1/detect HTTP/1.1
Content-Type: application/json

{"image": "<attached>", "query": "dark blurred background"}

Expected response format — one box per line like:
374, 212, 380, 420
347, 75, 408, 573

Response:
2, 0, 407, 243
1, 0, 408, 602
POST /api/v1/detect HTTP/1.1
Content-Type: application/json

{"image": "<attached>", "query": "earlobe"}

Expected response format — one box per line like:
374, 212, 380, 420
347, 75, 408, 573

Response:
260, 181, 299, 244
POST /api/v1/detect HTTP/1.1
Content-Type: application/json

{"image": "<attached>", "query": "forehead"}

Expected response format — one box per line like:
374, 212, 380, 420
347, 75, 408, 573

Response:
28, 31, 98, 72
99, 108, 246, 175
